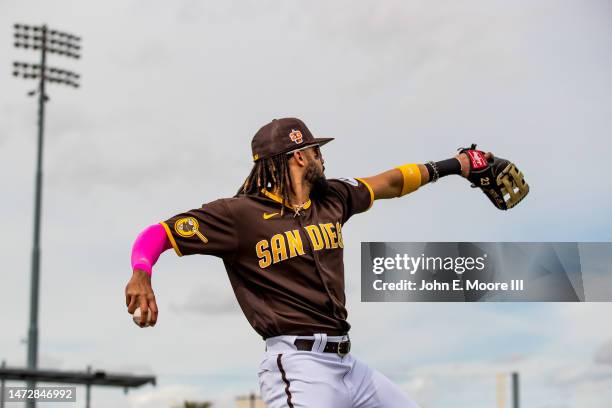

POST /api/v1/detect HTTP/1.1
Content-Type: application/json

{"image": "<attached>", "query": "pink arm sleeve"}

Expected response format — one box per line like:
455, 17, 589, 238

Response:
131, 223, 172, 276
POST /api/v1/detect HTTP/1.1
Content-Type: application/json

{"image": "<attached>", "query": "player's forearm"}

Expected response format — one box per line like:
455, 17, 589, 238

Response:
363, 158, 465, 200
131, 223, 172, 276
362, 165, 427, 199
417, 164, 429, 186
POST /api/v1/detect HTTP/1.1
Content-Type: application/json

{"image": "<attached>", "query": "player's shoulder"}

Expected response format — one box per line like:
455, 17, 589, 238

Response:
197, 197, 232, 214
325, 177, 374, 209
202, 196, 245, 210
195, 197, 248, 225
328, 177, 362, 188
209, 194, 265, 214
327, 177, 371, 195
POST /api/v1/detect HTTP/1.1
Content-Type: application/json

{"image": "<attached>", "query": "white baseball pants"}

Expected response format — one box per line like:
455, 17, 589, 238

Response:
258, 334, 421, 408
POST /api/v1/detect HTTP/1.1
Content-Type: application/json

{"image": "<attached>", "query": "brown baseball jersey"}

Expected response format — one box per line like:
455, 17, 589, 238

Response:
160, 177, 374, 339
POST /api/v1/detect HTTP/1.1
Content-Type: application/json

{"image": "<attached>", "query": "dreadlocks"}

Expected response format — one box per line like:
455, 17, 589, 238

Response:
236, 153, 294, 215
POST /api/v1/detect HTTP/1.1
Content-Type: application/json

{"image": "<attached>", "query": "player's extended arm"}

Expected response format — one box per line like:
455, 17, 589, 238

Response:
124, 223, 170, 327
361, 152, 487, 200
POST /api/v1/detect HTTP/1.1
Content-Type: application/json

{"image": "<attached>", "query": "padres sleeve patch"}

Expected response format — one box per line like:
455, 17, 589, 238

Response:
163, 199, 237, 258
175, 217, 208, 244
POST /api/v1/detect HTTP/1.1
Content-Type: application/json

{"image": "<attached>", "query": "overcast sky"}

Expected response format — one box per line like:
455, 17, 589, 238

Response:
1, 1, 612, 407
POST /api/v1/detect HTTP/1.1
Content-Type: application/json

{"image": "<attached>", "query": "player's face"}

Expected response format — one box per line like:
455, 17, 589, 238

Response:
311, 145, 323, 164
304, 146, 328, 199
303, 146, 325, 177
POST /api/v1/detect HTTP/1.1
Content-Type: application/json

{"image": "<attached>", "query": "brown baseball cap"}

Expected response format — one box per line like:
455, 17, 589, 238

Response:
251, 118, 334, 161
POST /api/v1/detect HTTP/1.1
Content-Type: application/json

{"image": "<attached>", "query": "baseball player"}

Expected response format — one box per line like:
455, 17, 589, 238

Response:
125, 117, 528, 407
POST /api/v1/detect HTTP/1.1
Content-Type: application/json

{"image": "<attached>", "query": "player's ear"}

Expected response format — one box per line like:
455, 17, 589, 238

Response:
292, 150, 308, 167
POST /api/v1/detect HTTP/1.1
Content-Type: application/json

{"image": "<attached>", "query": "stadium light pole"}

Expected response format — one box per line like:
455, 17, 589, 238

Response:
512, 372, 520, 408
12, 23, 81, 408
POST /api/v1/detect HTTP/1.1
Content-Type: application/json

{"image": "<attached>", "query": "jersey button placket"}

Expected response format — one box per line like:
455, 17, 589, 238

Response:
299, 205, 341, 321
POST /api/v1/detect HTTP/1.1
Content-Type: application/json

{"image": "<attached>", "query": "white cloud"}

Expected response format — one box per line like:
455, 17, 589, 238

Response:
594, 339, 612, 366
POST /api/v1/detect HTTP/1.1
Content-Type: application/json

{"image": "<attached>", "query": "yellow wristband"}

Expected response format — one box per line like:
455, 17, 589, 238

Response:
395, 164, 421, 196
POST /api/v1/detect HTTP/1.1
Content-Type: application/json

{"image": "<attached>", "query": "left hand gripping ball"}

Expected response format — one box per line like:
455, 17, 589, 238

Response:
132, 307, 152, 327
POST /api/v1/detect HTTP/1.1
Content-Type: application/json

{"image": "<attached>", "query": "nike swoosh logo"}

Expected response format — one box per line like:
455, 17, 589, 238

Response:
263, 212, 279, 220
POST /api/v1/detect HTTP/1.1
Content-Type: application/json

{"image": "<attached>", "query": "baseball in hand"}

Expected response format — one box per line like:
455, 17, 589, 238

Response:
132, 306, 152, 327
